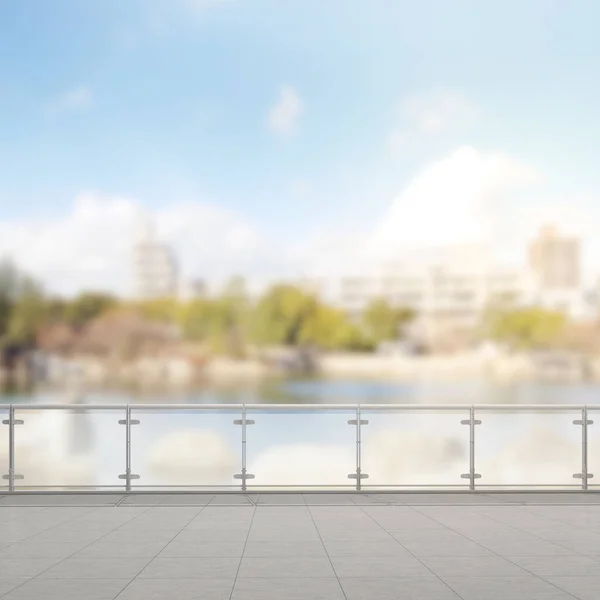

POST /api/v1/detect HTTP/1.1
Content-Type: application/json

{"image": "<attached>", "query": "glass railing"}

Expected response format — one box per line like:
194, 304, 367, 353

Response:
0, 403, 597, 492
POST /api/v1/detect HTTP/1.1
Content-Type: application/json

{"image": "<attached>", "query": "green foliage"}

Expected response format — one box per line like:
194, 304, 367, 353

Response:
250, 285, 317, 346
4, 277, 46, 346
362, 298, 415, 344
485, 307, 567, 350
63, 292, 117, 328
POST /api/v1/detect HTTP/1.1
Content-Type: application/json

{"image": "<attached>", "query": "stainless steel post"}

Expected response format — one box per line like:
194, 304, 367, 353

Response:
118, 406, 139, 491
7, 406, 15, 493
573, 407, 593, 489
582, 406, 589, 491
469, 406, 476, 491
125, 405, 132, 493
241, 406, 248, 492
234, 406, 255, 491
356, 406, 362, 491
348, 406, 369, 490
461, 406, 481, 490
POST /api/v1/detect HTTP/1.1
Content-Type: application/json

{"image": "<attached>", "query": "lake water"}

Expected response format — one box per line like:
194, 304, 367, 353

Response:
2, 377, 600, 406
1, 379, 600, 491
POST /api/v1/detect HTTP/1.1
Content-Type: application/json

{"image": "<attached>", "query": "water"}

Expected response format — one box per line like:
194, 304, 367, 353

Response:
2, 377, 600, 406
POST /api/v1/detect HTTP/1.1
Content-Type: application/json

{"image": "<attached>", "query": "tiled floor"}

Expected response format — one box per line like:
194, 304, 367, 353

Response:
0, 493, 600, 599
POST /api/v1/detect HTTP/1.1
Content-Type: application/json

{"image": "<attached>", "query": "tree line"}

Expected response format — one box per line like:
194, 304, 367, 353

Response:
0, 262, 415, 355
1, 258, 588, 356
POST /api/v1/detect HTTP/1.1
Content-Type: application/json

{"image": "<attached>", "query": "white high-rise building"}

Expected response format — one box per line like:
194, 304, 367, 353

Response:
132, 220, 178, 300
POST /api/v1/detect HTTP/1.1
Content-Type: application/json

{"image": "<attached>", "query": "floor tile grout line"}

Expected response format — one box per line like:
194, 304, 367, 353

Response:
306, 503, 350, 600
409, 504, 580, 599
0, 503, 158, 600
354, 504, 467, 600
113, 503, 210, 600
458, 504, 600, 594
0, 504, 111, 552
227, 502, 257, 600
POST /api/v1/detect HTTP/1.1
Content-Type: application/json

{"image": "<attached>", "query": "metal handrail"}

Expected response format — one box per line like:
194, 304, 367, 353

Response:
1, 402, 598, 493
4, 403, 599, 410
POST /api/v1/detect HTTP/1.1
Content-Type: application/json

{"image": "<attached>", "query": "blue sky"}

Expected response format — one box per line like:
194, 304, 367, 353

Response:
2, 0, 600, 293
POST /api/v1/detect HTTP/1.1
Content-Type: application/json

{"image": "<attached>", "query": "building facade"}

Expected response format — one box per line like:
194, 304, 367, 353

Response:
529, 225, 580, 291
132, 224, 178, 300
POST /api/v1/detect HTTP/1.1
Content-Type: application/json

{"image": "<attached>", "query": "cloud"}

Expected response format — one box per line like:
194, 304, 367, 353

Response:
0, 193, 270, 296
389, 89, 477, 156
4, 147, 595, 296
58, 86, 93, 111
267, 86, 303, 135
367, 146, 540, 260
298, 146, 543, 278
401, 89, 478, 135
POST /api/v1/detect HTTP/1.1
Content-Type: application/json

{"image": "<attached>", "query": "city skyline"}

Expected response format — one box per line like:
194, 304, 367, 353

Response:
2, 1, 600, 294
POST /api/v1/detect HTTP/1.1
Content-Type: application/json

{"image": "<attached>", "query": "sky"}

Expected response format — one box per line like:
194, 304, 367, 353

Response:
2, 0, 600, 295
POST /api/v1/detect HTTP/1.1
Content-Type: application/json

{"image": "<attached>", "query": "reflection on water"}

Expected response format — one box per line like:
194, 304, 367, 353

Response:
1, 379, 600, 491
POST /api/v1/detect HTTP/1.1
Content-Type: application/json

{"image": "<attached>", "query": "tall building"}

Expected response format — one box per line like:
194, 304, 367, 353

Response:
132, 221, 178, 300
529, 225, 580, 291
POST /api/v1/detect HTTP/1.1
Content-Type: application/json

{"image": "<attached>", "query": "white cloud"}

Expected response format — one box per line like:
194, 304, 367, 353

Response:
298, 146, 543, 278
368, 146, 540, 257
389, 89, 477, 156
0, 193, 269, 296
267, 85, 303, 135
59, 86, 93, 111
401, 89, 477, 135
4, 147, 597, 296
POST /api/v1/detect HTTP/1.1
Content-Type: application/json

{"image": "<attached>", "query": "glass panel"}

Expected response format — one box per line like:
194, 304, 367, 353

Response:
13, 408, 126, 490
245, 409, 356, 489
130, 408, 240, 490
476, 410, 582, 488
0, 407, 8, 491
361, 409, 470, 488
587, 409, 600, 490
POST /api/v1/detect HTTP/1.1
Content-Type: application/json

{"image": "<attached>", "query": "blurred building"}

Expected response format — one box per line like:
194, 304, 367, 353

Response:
132, 221, 178, 300
334, 259, 529, 346
529, 225, 580, 291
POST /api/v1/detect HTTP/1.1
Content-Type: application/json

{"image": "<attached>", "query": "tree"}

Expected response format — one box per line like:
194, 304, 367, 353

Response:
362, 299, 415, 344
64, 292, 117, 328
299, 304, 373, 351
0, 260, 48, 347
250, 285, 318, 346
484, 307, 567, 350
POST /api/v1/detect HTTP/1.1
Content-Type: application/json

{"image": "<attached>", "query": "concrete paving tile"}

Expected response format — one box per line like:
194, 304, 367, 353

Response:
339, 577, 462, 600
420, 556, 531, 578
0, 558, 61, 578
246, 528, 321, 542
242, 542, 327, 557
507, 555, 600, 577
38, 557, 151, 579
0, 579, 29, 597
2, 578, 131, 600
116, 578, 234, 600
139, 557, 240, 579
237, 556, 335, 578
231, 577, 345, 600
74, 542, 169, 558
443, 576, 577, 600
546, 576, 600, 600
159, 541, 245, 557
331, 555, 432, 578
0, 541, 84, 558
324, 541, 411, 558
